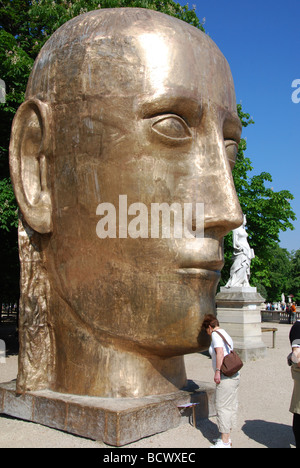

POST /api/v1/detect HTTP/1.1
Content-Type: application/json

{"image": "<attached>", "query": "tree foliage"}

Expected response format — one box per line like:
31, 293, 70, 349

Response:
265, 245, 300, 303
221, 105, 296, 294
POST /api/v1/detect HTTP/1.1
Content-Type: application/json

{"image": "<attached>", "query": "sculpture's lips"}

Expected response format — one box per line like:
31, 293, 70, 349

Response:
176, 267, 221, 282
174, 238, 224, 273
178, 258, 224, 270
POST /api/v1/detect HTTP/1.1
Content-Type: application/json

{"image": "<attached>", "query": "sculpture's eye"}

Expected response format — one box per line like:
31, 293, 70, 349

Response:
225, 140, 239, 169
151, 115, 192, 143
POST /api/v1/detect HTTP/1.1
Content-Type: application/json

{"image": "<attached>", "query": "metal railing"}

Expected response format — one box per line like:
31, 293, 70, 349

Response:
261, 309, 300, 323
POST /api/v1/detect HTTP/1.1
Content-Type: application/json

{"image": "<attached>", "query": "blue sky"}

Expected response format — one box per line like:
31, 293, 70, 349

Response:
179, 0, 299, 251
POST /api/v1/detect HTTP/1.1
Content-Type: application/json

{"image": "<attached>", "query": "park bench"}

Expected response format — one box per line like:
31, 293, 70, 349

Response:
177, 402, 199, 427
261, 326, 278, 348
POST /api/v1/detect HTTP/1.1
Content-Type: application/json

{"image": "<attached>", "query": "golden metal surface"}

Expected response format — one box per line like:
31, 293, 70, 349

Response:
9, 8, 243, 397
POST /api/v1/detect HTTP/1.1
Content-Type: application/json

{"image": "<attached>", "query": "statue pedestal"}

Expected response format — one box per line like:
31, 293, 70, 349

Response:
0, 380, 215, 446
216, 286, 267, 361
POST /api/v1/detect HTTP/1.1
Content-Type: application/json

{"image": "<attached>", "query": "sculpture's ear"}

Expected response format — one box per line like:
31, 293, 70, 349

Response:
9, 99, 53, 234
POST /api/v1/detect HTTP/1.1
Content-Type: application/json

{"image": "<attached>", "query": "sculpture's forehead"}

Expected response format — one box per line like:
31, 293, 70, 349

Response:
27, 10, 236, 112
81, 29, 236, 112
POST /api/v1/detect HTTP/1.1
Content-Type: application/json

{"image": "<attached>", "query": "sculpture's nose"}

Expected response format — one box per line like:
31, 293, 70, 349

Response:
191, 116, 243, 240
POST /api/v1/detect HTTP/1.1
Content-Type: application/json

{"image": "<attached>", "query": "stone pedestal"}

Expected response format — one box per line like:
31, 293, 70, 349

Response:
216, 286, 267, 361
0, 380, 215, 446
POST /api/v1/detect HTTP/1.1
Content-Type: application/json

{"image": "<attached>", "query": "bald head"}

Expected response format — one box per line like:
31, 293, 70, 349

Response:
26, 8, 236, 110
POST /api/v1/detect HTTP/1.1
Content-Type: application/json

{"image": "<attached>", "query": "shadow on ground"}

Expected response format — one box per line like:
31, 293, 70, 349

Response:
242, 419, 295, 448
196, 418, 295, 448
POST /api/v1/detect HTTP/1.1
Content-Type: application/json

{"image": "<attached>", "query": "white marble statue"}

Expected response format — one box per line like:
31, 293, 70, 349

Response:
225, 214, 255, 288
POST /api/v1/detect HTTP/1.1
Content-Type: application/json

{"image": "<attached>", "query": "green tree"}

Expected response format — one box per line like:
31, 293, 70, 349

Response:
221, 105, 296, 292
0, 178, 19, 305
263, 247, 300, 303
264, 245, 292, 302
289, 250, 300, 303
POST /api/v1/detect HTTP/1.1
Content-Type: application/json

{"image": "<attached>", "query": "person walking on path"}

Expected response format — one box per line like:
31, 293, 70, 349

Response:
289, 319, 300, 448
201, 314, 240, 448
291, 303, 297, 324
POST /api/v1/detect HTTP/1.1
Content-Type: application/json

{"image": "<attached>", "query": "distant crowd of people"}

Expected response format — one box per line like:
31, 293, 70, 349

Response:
265, 301, 298, 324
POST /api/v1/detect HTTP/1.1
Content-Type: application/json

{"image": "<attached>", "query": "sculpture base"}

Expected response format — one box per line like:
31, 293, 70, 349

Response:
0, 380, 215, 446
216, 287, 267, 361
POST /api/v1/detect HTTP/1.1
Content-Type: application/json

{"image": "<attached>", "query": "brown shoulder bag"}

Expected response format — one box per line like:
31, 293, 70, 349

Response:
213, 330, 243, 377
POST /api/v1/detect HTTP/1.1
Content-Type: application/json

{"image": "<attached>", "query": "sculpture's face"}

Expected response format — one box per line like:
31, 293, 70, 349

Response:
41, 18, 243, 356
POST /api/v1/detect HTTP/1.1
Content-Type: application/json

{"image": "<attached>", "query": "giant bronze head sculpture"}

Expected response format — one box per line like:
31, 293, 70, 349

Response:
9, 8, 243, 398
